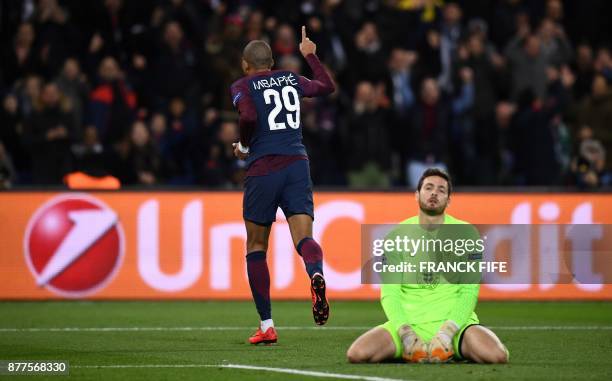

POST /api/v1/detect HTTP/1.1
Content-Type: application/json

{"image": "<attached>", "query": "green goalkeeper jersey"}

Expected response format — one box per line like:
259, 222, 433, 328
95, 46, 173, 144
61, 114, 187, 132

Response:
380, 214, 481, 327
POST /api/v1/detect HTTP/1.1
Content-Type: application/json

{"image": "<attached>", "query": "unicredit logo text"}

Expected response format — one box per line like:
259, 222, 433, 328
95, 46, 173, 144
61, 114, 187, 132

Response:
24, 194, 125, 297
20, 194, 601, 298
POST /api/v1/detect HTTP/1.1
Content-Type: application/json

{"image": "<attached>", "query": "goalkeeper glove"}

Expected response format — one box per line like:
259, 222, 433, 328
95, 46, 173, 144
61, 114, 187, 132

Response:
428, 320, 459, 363
398, 324, 428, 363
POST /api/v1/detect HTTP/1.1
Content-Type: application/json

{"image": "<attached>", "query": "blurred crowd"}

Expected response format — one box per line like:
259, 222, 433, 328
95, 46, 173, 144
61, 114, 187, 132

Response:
1, 0, 611, 189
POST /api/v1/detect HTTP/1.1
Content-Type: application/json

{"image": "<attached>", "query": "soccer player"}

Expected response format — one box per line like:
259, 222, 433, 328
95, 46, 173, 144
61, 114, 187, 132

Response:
346, 168, 509, 363
230, 27, 335, 345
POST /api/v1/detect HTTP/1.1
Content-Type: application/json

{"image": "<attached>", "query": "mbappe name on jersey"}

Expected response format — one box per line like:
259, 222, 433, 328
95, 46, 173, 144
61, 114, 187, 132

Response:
252, 73, 299, 90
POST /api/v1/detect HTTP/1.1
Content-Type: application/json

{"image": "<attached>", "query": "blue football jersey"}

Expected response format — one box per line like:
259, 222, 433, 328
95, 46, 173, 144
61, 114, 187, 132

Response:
231, 70, 308, 165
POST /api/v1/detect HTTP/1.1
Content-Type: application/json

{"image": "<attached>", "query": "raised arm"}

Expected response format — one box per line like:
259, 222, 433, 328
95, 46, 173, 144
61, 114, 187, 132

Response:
298, 26, 335, 97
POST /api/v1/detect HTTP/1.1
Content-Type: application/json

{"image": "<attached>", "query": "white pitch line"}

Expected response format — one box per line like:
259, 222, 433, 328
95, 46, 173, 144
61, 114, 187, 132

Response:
73, 363, 411, 381
490, 325, 612, 330
223, 364, 412, 381
1, 325, 611, 332
0, 326, 369, 332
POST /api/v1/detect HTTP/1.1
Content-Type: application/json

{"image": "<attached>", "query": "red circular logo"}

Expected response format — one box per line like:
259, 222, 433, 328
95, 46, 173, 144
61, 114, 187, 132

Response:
24, 194, 125, 297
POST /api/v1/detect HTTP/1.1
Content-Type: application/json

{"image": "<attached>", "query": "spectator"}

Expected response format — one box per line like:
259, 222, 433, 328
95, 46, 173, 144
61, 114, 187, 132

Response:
0, 142, 16, 189
127, 51, 152, 112
152, 21, 201, 108
496, 101, 518, 184
71, 125, 106, 176
348, 22, 387, 85
546, 66, 573, 176
194, 120, 242, 187
385, 49, 417, 117
301, 81, 345, 185
516, 64, 573, 185
384, 48, 417, 181
160, 98, 197, 183
149, 112, 171, 180
244, 10, 266, 41
156, 0, 207, 48
572, 43, 595, 101
454, 34, 503, 184
168, 96, 197, 135
438, 1, 464, 92
537, 18, 572, 67
2, 23, 41, 88
33, 0, 77, 78
14, 75, 43, 118
128, 120, 160, 186
570, 139, 611, 187
216, 120, 243, 186
89, 56, 136, 144
576, 74, 612, 168
23, 82, 74, 184
406, 72, 474, 187
594, 48, 612, 81
465, 18, 505, 69
505, 30, 548, 101
150, 112, 167, 144
491, 0, 524, 50
89, 0, 133, 64
545, 0, 564, 24
55, 58, 89, 135
458, 33, 503, 120
0, 94, 30, 181
306, 11, 347, 73
510, 88, 561, 186
272, 23, 298, 58
343, 81, 390, 174
415, 28, 443, 83
206, 17, 245, 110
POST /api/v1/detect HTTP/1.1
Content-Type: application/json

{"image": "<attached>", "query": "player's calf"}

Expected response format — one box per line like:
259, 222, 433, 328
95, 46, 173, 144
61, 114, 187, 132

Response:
480, 346, 509, 364
460, 325, 509, 364
293, 233, 329, 325
296, 236, 323, 278
346, 327, 397, 363
346, 340, 389, 363
346, 346, 370, 363
399, 324, 428, 363
465, 345, 508, 364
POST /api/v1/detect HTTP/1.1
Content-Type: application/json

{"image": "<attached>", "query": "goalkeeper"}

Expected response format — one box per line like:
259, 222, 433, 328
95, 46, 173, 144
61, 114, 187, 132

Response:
347, 168, 508, 364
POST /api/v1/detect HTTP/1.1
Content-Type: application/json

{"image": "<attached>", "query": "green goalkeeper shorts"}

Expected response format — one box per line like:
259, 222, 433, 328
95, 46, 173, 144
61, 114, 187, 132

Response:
379, 317, 480, 360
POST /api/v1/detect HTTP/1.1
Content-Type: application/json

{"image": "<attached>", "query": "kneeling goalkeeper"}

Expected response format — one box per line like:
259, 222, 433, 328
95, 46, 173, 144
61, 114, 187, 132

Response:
347, 168, 508, 364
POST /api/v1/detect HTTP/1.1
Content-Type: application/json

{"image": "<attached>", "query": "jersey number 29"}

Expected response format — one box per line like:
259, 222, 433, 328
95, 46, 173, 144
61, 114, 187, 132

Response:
263, 87, 300, 130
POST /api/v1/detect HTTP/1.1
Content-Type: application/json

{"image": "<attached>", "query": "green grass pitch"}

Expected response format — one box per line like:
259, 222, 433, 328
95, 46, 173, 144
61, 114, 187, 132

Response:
0, 301, 611, 380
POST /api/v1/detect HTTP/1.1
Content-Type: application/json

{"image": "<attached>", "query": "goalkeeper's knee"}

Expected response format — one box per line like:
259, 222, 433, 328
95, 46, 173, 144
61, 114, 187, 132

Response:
398, 324, 428, 363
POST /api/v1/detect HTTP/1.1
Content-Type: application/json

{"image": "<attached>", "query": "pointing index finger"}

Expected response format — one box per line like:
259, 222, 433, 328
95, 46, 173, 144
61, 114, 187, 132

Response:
301, 25, 306, 41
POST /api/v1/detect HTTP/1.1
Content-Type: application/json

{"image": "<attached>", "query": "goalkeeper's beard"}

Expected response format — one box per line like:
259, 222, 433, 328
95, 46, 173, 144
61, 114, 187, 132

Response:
418, 197, 447, 216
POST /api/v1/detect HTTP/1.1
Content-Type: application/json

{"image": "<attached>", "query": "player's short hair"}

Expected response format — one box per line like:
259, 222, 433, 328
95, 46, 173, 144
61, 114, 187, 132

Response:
417, 168, 452, 196
243, 40, 274, 69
